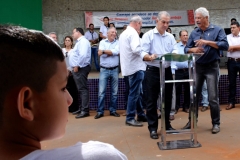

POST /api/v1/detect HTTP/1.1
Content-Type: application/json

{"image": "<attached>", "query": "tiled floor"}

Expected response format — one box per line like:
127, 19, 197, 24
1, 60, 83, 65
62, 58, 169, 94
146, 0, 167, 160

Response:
42, 104, 240, 160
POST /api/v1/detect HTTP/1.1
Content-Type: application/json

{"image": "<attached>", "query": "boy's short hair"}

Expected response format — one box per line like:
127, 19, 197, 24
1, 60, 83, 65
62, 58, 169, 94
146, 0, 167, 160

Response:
0, 25, 64, 125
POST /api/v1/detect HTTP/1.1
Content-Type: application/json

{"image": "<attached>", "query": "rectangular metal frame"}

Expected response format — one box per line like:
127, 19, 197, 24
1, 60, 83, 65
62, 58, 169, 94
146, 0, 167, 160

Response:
158, 53, 201, 150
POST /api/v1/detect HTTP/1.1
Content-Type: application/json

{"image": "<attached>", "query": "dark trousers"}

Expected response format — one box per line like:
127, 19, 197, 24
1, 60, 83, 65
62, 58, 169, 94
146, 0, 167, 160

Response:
175, 69, 190, 111
227, 59, 240, 105
145, 66, 173, 132
67, 73, 79, 112
72, 65, 91, 113
190, 61, 220, 125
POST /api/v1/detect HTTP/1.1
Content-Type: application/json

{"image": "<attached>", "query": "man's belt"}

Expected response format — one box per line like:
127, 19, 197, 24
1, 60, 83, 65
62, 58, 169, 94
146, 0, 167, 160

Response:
228, 57, 240, 61
100, 66, 118, 70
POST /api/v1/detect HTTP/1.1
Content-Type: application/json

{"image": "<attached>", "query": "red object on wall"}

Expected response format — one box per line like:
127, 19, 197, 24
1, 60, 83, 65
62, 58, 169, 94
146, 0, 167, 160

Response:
187, 10, 195, 25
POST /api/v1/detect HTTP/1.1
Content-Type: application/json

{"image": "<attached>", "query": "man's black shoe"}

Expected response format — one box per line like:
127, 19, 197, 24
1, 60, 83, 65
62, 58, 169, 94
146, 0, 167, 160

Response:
166, 126, 176, 130
150, 131, 159, 139
212, 124, 220, 134
137, 116, 147, 122
94, 113, 104, 119
75, 112, 89, 119
72, 110, 81, 115
201, 106, 208, 112
183, 108, 189, 113
182, 121, 191, 129
125, 119, 143, 127
110, 112, 120, 117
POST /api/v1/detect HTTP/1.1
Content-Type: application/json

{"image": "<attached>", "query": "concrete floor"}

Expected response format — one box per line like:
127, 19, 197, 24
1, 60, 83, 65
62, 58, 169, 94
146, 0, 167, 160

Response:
41, 104, 240, 160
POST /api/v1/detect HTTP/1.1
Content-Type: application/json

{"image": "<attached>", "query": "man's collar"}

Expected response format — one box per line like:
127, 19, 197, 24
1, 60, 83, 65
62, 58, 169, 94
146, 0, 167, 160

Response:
232, 32, 240, 37
178, 41, 187, 46
77, 36, 83, 41
198, 23, 214, 32
105, 38, 116, 43
153, 27, 168, 36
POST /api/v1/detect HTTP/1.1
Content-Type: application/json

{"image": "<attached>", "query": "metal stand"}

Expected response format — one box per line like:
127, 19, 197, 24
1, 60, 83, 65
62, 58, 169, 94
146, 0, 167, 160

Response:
157, 53, 201, 150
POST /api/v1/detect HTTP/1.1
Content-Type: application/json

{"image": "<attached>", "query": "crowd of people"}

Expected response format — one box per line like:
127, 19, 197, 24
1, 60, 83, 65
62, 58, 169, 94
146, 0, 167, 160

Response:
49, 7, 238, 137
1, 6, 240, 159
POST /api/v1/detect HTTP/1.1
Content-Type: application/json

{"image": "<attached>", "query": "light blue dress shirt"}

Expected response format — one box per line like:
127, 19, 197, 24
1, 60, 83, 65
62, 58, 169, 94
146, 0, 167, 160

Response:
99, 39, 119, 68
171, 41, 190, 74
142, 27, 177, 68
69, 36, 91, 68
85, 30, 99, 48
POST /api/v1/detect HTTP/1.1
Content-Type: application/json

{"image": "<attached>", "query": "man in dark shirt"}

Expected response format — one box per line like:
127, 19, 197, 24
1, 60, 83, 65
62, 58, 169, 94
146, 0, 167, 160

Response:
183, 7, 229, 134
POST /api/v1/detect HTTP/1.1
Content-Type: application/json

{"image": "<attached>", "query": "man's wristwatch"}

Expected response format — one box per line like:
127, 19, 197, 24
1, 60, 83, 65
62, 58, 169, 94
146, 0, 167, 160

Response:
102, 50, 105, 54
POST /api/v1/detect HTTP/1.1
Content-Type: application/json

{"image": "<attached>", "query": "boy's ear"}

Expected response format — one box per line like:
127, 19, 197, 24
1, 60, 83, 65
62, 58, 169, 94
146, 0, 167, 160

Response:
17, 87, 35, 121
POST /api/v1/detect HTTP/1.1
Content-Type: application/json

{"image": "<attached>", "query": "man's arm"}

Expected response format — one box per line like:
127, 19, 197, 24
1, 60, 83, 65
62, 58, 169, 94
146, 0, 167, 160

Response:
141, 31, 158, 61
99, 42, 119, 57
228, 45, 240, 52
184, 34, 204, 54
76, 39, 91, 67
99, 33, 107, 39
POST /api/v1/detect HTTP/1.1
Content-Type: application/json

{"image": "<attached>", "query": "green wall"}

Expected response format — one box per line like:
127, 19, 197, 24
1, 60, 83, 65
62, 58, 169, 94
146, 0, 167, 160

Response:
0, 0, 42, 30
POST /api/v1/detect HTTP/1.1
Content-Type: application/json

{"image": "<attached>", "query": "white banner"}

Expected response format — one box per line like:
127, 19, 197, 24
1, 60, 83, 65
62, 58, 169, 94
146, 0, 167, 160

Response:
85, 10, 195, 28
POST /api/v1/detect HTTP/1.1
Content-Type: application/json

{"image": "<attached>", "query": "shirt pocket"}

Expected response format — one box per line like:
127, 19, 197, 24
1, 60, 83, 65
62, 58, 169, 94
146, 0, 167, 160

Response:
165, 42, 173, 52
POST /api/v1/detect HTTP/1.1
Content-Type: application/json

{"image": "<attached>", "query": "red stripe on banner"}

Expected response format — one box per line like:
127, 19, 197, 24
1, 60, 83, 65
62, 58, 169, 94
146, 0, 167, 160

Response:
85, 12, 93, 28
187, 10, 195, 25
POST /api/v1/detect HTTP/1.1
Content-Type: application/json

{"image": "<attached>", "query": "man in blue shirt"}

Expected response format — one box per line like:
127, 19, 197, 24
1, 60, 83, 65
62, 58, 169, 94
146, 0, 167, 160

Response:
183, 7, 229, 134
171, 30, 190, 114
85, 23, 100, 71
69, 27, 91, 119
141, 11, 178, 139
94, 27, 120, 119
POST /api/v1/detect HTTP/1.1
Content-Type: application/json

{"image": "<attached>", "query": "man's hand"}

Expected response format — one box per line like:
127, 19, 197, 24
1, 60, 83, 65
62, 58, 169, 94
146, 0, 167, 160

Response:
194, 39, 208, 47
189, 47, 204, 54
73, 66, 78, 72
143, 54, 158, 61
98, 50, 104, 56
228, 46, 234, 52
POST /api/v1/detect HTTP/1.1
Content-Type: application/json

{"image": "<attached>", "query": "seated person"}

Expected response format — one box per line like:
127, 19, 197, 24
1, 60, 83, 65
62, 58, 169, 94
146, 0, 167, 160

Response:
0, 25, 127, 160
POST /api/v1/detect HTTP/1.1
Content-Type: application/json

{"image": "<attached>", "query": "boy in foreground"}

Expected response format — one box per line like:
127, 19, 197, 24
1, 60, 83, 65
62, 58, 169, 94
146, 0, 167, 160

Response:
0, 25, 127, 160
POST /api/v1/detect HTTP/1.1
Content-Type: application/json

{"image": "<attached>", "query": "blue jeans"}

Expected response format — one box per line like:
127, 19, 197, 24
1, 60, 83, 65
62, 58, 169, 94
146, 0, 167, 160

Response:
201, 80, 209, 107
123, 76, 129, 110
91, 47, 100, 71
227, 59, 240, 105
97, 67, 118, 114
126, 70, 145, 121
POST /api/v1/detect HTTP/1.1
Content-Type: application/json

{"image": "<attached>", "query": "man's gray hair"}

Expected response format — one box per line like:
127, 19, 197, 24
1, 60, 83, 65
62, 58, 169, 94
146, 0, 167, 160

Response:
107, 27, 116, 33
157, 11, 170, 20
195, 7, 209, 18
130, 15, 142, 23
48, 32, 57, 36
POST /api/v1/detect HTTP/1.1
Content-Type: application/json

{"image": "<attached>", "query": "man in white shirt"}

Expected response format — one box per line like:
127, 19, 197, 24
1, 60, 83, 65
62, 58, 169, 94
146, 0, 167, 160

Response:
69, 27, 91, 119
99, 16, 110, 40
226, 21, 240, 110
119, 15, 157, 127
141, 11, 178, 139
85, 23, 100, 71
